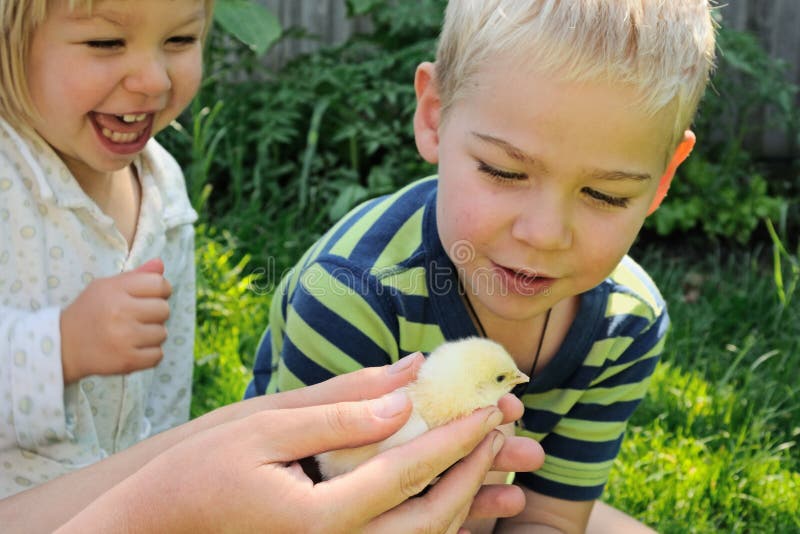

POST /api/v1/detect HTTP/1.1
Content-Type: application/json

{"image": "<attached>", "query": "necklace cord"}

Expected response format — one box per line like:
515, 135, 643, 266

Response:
458, 279, 551, 396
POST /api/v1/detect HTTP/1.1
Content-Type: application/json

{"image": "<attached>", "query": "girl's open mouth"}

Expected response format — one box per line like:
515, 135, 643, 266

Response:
89, 112, 154, 154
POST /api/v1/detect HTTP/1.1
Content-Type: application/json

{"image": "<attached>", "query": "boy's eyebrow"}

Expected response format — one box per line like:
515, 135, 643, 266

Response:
471, 132, 549, 173
586, 169, 652, 182
472, 131, 652, 182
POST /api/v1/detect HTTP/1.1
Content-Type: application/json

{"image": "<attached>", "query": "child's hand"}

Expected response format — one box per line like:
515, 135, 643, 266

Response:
60, 258, 173, 384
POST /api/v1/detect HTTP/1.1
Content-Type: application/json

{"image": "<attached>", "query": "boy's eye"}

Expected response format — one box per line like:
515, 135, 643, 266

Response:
86, 39, 124, 49
477, 160, 527, 181
581, 187, 630, 208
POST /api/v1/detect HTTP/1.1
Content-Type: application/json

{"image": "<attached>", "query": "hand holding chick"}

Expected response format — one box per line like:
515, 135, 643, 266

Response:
316, 337, 528, 479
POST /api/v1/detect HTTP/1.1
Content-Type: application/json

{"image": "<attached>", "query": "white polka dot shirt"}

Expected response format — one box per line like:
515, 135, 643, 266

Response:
0, 119, 197, 497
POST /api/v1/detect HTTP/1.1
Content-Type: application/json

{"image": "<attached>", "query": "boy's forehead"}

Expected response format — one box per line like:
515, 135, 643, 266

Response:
453, 58, 679, 171
479, 54, 679, 152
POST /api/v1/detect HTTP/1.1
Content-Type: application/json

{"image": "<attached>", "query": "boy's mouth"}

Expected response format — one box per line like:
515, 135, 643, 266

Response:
493, 263, 556, 295
89, 112, 154, 153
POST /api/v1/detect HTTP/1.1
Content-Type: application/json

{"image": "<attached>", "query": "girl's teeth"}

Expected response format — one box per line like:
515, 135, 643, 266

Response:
121, 113, 147, 123
101, 128, 140, 144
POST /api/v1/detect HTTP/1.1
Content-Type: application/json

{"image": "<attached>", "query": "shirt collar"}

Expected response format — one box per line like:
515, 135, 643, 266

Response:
0, 118, 196, 230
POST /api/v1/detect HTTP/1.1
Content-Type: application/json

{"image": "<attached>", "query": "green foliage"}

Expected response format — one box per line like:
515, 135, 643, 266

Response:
648, 25, 798, 242
160, 0, 445, 272
213, 0, 281, 56
347, 0, 447, 45
651, 155, 783, 241
191, 225, 270, 417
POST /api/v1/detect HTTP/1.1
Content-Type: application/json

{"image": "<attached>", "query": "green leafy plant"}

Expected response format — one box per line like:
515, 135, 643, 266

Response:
161, 0, 445, 273
191, 225, 270, 416
213, 0, 281, 56
651, 154, 783, 242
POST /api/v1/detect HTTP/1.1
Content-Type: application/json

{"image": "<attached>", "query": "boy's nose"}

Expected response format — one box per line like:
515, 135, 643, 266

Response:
510, 196, 573, 251
123, 52, 172, 97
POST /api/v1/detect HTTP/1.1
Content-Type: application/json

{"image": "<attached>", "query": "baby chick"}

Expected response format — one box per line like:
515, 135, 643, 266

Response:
316, 337, 528, 479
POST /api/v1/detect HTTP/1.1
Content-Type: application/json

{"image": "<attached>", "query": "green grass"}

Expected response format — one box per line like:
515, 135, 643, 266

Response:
192, 235, 800, 532
607, 246, 800, 532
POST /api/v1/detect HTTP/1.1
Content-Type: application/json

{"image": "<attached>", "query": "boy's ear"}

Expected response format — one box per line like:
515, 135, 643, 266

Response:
647, 130, 696, 215
413, 62, 442, 164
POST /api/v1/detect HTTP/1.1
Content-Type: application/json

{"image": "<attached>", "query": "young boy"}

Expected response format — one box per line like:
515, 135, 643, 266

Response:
246, 0, 716, 531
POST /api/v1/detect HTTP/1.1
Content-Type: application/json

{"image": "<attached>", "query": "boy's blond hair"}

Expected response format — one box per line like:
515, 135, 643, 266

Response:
435, 0, 716, 149
0, 0, 215, 133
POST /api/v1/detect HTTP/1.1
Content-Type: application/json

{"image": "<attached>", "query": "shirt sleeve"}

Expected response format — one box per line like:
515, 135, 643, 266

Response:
516, 305, 669, 500
144, 225, 195, 435
0, 305, 72, 449
250, 258, 402, 395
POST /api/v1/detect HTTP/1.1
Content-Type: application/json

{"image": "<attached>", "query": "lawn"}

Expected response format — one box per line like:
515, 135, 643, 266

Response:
609, 244, 800, 532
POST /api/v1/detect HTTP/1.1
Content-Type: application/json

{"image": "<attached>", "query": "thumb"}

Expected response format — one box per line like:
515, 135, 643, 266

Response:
253, 391, 412, 462
134, 258, 165, 275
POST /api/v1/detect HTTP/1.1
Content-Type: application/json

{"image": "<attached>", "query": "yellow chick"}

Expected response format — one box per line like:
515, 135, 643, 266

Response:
316, 337, 529, 479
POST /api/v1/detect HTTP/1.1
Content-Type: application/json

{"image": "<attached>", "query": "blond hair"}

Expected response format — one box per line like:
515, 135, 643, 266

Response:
0, 0, 215, 133
435, 0, 717, 148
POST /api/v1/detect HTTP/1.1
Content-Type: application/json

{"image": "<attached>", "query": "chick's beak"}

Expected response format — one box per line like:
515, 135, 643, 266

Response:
510, 370, 529, 386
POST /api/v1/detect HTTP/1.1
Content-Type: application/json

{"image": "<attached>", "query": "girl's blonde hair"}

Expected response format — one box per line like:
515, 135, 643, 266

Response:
435, 0, 717, 148
0, 0, 215, 133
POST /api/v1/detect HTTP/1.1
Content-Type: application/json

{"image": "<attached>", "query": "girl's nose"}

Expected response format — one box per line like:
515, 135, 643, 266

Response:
123, 52, 172, 96
510, 192, 573, 251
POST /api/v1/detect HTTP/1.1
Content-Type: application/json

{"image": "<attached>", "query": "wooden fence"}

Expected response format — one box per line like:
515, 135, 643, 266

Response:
259, 0, 371, 68
257, 0, 799, 157
721, 1, 800, 157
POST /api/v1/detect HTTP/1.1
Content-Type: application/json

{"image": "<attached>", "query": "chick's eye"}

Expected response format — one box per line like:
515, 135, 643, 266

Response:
496, 374, 506, 383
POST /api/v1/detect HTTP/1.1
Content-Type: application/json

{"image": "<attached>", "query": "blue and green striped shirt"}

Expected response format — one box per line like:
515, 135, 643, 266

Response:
245, 177, 668, 500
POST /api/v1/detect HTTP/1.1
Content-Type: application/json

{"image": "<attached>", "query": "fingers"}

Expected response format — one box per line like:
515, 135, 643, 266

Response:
134, 258, 165, 274
244, 393, 413, 462
364, 431, 504, 534
133, 323, 168, 348
491, 435, 544, 473
123, 272, 172, 299
497, 393, 524, 425
468, 484, 527, 521
133, 298, 171, 324
131, 346, 165, 370
319, 406, 504, 527
267, 353, 424, 410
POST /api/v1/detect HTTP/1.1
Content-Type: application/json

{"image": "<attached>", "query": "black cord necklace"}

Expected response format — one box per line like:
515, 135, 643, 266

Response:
459, 279, 552, 397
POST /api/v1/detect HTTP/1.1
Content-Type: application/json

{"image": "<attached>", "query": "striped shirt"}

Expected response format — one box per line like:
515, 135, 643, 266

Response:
245, 177, 668, 500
